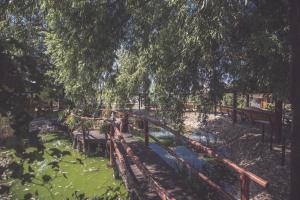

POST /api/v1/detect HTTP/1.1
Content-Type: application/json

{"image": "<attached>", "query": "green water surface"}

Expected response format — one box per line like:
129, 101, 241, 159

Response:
2, 133, 127, 200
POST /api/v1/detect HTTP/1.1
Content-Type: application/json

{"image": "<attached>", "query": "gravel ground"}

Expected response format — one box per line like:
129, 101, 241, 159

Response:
183, 112, 290, 200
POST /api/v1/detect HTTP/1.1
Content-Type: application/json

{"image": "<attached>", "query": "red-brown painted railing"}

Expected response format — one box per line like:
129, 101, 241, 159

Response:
145, 129, 235, 200
75, 112, 268, 200
108, 132, 142, 197
110, 121, 176, 200
124, 112, 269, 200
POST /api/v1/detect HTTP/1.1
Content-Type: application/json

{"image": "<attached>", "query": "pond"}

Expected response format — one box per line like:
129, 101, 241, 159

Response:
1, 132, 127, 200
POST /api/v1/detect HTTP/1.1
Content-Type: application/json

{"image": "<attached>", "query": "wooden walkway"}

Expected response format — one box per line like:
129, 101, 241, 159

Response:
120, 132, 203, 200
74, 112, 268, 200
71, 129, 106, 154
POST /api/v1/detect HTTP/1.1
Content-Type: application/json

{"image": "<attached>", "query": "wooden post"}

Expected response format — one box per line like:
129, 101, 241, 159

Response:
246, 94, 250, 107
87, 143, 91, 155
82, 125, 86, 153
72, 137, 77, 149
274, 100, 283, 143
214, 101, 217, 116
110, 139, 113, 166
76, 137, 80, 151
144, 119, 149, 146
282, 135, 286, 166
138, 94, 141, 111
109, 124, 114, 166
232, 92, 237, 123
50, 100, 53, 111
57, 98, 60, 110
240, 173, 250, 200
121, 114, 129, 133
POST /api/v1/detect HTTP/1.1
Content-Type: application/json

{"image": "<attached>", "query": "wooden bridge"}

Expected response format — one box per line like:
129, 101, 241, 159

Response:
108, 111, 268, 200
73, 111, 269, 200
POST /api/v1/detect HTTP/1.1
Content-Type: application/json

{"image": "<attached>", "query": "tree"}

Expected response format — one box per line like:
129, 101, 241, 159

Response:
289, 0, 300, 199
43, 0, 129, 108
0, 0, 50, 134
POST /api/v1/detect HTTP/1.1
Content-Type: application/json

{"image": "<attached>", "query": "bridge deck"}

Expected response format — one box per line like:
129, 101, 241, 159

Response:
121, 132, 203, 200
72, 129, 106, 142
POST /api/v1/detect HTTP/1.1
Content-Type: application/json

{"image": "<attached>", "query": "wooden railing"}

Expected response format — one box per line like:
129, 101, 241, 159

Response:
220, 106, 275, 123
122, 111, 269, 200
143, 125, 235, 200
75, 112, 269, 200
108, 121, 176, 200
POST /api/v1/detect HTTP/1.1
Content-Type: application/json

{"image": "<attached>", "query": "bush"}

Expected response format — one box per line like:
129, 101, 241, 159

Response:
266, 103, 275, 111
66, 115, 79, 130
82, 120, 93, 130
99, 122, 110, 134
58, 109, 70, 122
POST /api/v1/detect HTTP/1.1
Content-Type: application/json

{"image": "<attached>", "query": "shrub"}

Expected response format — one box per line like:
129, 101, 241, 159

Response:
99, 122, 110, 134
66, 115, 79, 130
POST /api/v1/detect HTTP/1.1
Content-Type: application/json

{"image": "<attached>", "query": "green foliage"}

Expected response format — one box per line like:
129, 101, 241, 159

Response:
0, 0, 290, 131
99, 122, 110, 134
81, 119, 94, 130
57, 109, 69, 122
0, 1, 48, 122
65, 115, 79, 130
266, 103, 275, 111
43, 0, 128, 107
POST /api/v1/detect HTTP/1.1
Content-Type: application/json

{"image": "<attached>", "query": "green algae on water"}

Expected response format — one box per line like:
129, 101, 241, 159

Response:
3, 133, 127, 199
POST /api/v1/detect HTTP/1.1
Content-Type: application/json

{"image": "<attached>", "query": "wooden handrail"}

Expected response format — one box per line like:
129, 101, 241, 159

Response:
123, 111, 269, 200
70, 113, 103, 120
147, 133, 235, 200
138, 113, 268, 188
76, 111, 268, 200
111, 123, 176, 200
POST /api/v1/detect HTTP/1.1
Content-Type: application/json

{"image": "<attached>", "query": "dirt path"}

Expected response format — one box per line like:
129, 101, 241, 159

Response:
183, 112, 290, 200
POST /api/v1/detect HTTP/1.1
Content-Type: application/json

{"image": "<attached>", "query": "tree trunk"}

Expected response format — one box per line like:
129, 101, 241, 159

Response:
289, 0, 300, 199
